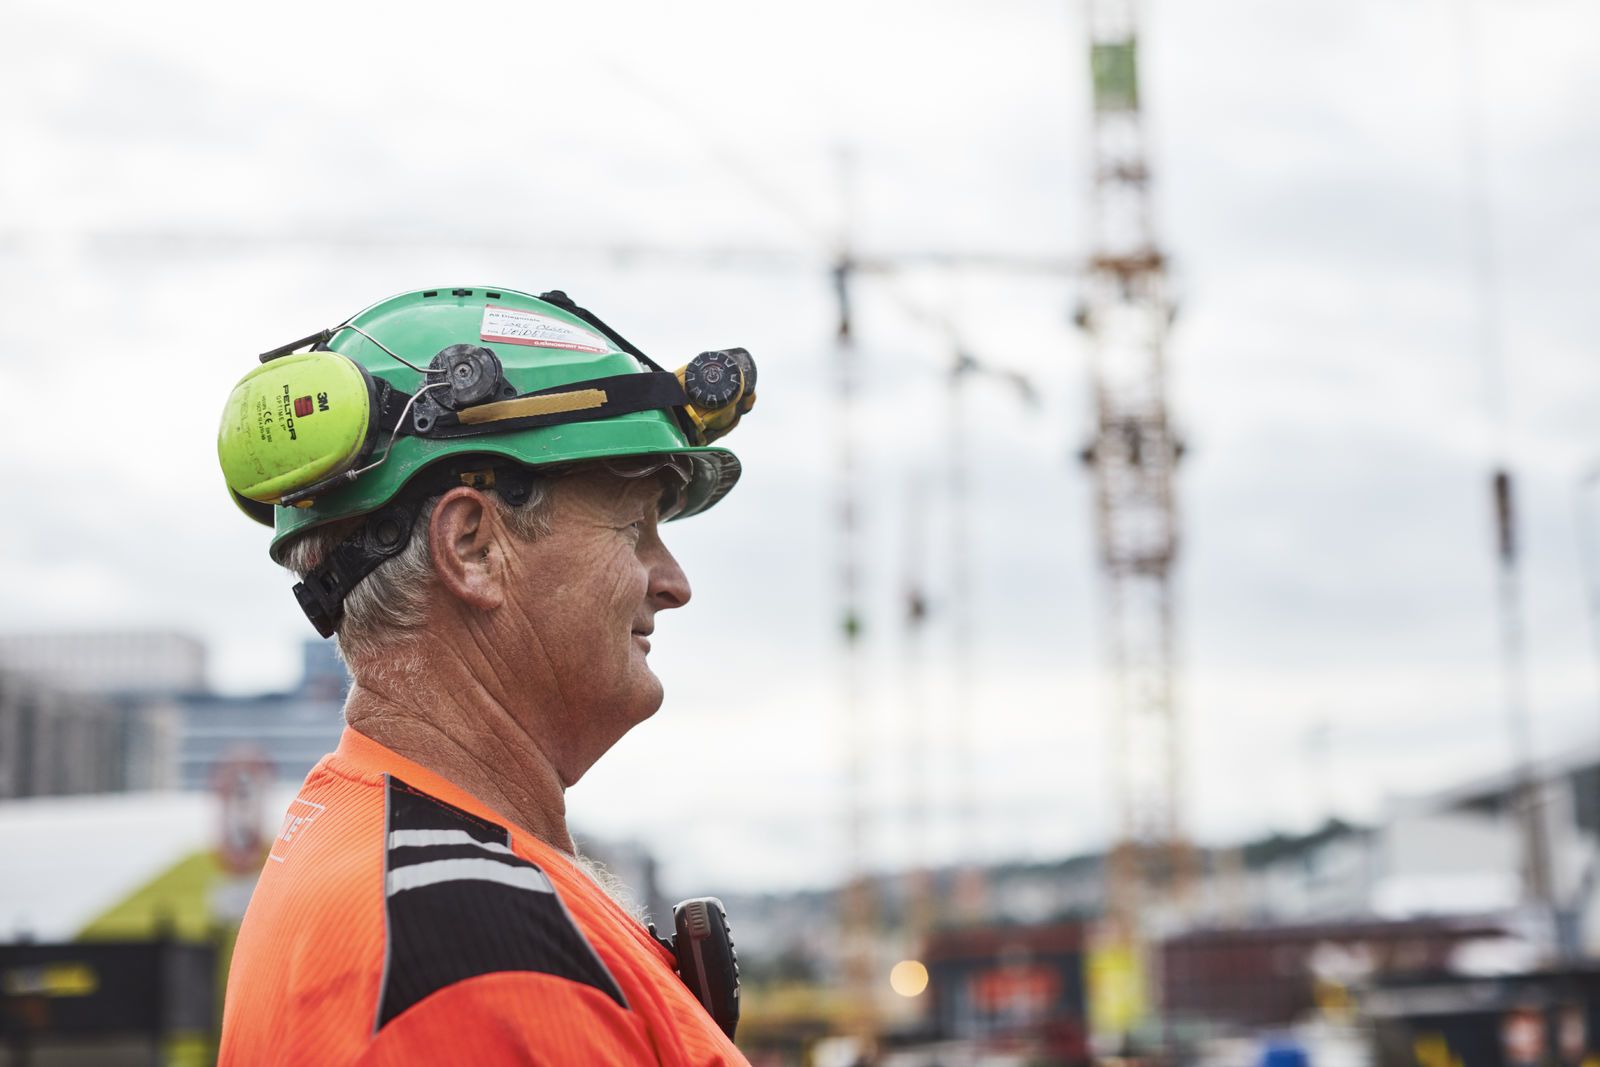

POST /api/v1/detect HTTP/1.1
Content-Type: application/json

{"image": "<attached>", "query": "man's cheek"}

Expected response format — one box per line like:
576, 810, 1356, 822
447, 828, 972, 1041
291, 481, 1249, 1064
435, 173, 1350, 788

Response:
603, 562, 647, 604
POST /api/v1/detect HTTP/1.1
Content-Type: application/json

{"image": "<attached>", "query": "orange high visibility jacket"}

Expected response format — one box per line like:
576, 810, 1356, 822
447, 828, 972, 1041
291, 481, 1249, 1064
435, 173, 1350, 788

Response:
220, 728, 750, 1066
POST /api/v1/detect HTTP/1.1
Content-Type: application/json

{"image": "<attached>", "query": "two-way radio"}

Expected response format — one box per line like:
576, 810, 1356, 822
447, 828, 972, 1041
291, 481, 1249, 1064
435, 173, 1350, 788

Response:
651, 897, 740, 1041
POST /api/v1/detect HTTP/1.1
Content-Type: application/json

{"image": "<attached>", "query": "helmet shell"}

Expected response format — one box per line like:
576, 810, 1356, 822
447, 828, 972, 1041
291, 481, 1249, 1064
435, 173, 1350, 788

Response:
262, 287, 740, 560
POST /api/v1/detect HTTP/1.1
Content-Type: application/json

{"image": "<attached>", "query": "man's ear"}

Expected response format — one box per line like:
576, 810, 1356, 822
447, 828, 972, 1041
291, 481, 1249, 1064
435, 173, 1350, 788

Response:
428, 487, 505, 611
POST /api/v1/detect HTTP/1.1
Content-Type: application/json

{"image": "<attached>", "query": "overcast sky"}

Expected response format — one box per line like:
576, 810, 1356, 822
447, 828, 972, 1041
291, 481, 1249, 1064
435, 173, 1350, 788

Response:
2, 0, 1598, 896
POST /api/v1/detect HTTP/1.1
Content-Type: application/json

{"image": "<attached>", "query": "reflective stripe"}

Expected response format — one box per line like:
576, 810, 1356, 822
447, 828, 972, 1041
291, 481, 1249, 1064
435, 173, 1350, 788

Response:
386, 858, 554, 896
387, 829, 512, 854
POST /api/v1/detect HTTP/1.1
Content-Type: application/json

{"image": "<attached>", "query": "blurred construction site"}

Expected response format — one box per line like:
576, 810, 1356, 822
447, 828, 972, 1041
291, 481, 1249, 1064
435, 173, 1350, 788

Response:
2, 0, 1599, 1063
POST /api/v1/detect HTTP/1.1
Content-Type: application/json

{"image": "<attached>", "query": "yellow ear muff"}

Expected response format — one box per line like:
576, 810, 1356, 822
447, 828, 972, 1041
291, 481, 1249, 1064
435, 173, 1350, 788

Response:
217, 352, 377, 504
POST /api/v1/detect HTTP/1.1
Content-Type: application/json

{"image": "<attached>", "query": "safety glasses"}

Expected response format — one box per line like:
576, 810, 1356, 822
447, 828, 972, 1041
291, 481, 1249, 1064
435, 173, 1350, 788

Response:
599, 455, 693, 521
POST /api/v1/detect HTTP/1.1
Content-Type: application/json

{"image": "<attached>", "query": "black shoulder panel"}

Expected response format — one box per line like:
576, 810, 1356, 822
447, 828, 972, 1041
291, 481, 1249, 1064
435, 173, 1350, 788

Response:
375, 776, 627, 1031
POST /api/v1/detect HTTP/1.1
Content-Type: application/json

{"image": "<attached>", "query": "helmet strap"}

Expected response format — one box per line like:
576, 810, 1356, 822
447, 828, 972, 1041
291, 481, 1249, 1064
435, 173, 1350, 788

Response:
399, 372, 690, 440
291, 462, 538, 638
537, 290, 701, 442
536, 290, 663, 372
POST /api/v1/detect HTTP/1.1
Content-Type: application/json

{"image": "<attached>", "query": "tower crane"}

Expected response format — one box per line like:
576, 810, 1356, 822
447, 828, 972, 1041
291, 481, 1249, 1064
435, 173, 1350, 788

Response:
1077, 0, 1189, 1035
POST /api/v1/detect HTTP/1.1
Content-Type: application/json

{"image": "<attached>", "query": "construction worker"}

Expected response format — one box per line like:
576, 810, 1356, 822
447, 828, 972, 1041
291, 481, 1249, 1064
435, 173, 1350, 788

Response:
214, 287, 756, 1064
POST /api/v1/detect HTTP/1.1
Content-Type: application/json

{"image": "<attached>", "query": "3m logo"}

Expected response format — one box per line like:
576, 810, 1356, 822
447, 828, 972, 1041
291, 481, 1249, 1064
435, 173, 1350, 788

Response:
294, 395, 314, 418
268, 796, 327, 864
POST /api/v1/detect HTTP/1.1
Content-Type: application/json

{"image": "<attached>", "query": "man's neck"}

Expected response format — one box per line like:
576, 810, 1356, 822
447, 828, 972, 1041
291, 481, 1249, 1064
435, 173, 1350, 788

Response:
344, 672, 576, 854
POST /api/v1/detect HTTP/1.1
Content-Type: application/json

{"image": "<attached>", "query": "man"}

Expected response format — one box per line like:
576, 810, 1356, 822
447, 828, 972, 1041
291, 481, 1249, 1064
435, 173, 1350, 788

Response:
215, 287, 756, 1065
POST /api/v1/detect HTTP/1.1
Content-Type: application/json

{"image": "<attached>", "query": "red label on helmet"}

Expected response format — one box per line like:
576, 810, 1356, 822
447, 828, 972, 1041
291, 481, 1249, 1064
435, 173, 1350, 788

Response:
294, 396, 314, 418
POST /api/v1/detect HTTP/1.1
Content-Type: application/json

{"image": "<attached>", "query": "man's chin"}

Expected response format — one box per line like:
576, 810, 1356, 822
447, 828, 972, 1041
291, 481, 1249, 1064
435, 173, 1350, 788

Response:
637, 676, 665, 720
616, 674, 666, 729
567, 681, 667, 787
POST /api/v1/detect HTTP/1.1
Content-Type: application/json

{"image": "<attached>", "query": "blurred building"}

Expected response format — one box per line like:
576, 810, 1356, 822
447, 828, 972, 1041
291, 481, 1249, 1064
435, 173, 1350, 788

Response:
175, 690, 345, 791
0, 630, 206, 697
923, 922, 1088, 1056
721, 748, 1600, 1047
0, 668, 178, 799
0, 631, 350, 796
1204, 757, 1600, 942
1161, 916, 1510, 1031
174, 642, 348, 790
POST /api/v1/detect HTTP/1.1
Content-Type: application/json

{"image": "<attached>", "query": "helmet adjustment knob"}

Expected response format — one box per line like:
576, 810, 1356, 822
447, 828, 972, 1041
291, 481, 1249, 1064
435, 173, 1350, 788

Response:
369, 513, 408, 551
429, 344, 506, 408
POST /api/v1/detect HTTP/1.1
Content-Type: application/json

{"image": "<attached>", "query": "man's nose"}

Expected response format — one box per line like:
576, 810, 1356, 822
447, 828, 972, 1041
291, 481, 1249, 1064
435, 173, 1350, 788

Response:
649, 545, 692, 610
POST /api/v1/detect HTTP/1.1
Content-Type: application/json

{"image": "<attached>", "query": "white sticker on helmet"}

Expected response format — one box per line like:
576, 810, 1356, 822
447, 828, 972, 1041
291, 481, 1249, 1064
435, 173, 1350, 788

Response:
481, 306, 610, 353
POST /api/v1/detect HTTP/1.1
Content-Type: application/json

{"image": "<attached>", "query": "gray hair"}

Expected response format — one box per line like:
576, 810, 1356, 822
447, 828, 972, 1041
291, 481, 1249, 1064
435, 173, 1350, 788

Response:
278, 482, 554, 672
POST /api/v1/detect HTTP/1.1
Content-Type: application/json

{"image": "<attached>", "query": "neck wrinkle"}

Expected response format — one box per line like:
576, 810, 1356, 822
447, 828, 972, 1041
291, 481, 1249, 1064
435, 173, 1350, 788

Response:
344, 660, 575, 854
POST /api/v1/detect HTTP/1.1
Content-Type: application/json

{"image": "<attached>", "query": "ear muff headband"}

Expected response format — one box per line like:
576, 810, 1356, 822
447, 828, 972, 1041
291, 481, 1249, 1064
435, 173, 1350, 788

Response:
217, 352, 378, 503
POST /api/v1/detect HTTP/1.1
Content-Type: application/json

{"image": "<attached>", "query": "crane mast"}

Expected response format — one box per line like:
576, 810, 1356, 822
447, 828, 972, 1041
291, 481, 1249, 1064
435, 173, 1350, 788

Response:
1080, 0, 1187, 948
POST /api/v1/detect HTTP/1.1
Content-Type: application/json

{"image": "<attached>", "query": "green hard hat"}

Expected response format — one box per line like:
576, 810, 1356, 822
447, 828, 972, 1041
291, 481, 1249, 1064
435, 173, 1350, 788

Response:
232, 286, 743, 562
